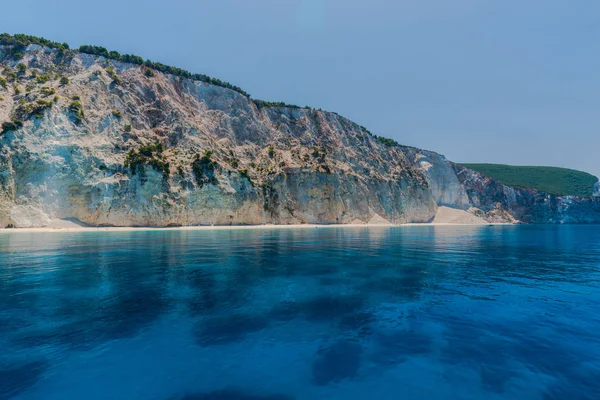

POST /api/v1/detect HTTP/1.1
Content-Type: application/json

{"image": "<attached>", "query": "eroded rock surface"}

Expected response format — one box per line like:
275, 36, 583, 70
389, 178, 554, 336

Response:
0, 45, 598, 227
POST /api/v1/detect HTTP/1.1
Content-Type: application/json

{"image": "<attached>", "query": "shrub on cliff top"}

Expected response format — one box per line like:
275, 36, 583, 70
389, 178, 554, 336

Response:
374, 136, 400, 147
358, 125, 400, 148
253, 100, 301, 109
0, 33, 344, 113
78, 43, 248, 97
0, 33, 69, 52
5, 33, 250, 96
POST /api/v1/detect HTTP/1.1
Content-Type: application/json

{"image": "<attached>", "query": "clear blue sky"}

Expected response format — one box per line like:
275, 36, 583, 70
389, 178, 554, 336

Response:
2, 0, 599, 177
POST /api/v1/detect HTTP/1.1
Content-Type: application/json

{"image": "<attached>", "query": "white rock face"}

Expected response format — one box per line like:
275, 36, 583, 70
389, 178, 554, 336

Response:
594, 180, 600, 197
1, 45, 598, 227
0, 46, 439, 227
404, 148, 471, 209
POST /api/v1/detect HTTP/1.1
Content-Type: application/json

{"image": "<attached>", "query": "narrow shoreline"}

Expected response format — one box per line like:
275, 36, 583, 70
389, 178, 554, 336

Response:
0, 222, 513, 234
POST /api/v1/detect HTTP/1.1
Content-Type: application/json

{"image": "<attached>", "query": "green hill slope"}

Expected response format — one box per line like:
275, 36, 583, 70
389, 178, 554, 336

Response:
460, 164, 599, 197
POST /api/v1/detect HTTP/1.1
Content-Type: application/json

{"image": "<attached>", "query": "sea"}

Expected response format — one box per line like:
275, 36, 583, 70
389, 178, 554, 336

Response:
1, 225, 599, 400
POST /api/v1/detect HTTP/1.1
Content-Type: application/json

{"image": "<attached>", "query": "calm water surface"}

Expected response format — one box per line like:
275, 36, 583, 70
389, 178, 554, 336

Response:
1, 225, 600, 400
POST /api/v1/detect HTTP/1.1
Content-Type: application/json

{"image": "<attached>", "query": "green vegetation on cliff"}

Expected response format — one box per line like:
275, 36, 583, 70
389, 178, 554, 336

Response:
192, 150, 218, 187
0, 33, 402, 148
0, 34, 324, 111
0, 33, 248, 97
1, 119, 22, 135
461, 163, 598, 197
125, 142, 170, 178
253, 100, 302, 109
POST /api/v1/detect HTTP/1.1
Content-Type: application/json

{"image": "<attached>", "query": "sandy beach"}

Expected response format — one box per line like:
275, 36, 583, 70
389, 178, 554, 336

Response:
0, 207, 511, 233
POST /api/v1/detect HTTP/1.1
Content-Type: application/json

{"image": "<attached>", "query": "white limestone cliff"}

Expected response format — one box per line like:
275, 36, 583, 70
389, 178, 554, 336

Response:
0, 44, 598, 227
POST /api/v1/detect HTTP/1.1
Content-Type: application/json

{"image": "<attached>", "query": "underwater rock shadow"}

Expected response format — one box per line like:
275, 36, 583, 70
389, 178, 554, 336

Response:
438, 317, 520, 394
175, 389, 294, 400
0, 360, 48, 400
12, 291, 169, 351
187, 288, 248, 317
193, 313, 270, 346
184, 268, 253, 318
268, 293, 367, 324
358, 275, 426, 302
368, 328, 434, 367
312, 340, 363, 386
542, 372, 600, 400
438, 315, 600, 395
338, 311, 376, 332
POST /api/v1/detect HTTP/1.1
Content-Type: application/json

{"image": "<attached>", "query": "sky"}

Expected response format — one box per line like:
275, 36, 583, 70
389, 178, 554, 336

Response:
2, 0, 599, 176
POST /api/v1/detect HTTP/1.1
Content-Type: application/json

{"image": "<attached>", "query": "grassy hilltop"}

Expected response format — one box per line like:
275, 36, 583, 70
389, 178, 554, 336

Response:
460, 164, 598, 197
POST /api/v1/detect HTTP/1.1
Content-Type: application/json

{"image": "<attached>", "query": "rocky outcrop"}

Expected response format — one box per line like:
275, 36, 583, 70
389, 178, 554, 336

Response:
594, 181, 600, 197
0, 44, 598, 227
451, 164, 600, 224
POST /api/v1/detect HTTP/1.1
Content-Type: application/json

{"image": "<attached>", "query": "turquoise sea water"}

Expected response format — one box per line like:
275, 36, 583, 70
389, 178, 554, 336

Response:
1, 225, 600, 400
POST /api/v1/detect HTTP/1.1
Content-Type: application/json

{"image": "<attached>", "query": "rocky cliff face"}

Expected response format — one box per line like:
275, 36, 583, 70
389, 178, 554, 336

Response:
0, 45, 598, 227
450, 164, 600, 224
